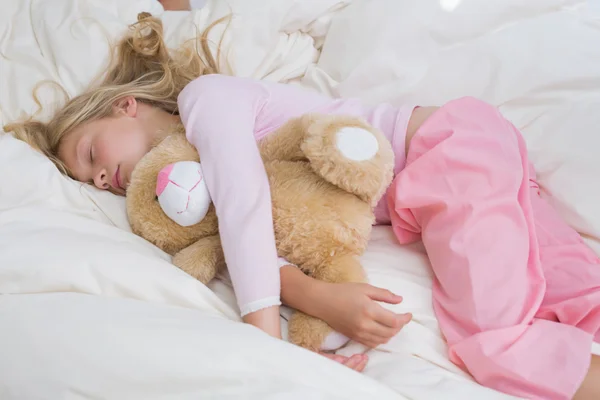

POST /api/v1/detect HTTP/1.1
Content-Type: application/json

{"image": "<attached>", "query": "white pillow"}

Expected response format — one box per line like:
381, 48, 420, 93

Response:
0, 0, 164, 127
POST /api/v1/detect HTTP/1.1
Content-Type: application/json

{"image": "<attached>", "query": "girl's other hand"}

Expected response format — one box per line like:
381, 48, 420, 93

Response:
320, 352, 369, 372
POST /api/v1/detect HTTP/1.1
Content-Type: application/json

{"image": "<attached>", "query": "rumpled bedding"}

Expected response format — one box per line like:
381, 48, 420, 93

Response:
2, 1, 599, 398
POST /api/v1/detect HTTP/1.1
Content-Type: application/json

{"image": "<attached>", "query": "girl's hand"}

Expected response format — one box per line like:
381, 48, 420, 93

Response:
314, 282, 412, 349
320, 352, 369, 372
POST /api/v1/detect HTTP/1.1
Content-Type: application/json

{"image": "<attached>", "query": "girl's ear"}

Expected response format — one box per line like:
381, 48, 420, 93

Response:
113, 96, 138, 117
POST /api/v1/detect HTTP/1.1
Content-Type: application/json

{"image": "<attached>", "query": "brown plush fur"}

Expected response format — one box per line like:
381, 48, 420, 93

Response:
126, 114, 395, 351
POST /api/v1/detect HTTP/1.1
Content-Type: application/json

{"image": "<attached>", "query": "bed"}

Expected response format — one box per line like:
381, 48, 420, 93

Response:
1, 0, 600, 398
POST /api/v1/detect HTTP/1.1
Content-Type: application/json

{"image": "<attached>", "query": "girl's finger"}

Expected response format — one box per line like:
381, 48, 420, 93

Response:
369, 322, 401, 341
320, 352, 349, 364
365, 285, 403, 304
373, 304, 412, 329
366, 315, 412, 345
353, 355, 369, 372
358, 332, 389, 348
370, 304, 401, 328
343, 354, 368, 371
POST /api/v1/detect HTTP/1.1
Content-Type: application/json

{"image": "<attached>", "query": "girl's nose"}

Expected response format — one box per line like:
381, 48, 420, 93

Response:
93, 168, 109, 190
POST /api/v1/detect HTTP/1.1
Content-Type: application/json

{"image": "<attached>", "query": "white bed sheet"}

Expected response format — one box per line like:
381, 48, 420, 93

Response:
2, 0, 600, 399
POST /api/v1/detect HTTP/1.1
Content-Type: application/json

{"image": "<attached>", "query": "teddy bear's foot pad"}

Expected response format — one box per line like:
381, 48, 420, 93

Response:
320, 331, 351, 351
335, 127, 379, 161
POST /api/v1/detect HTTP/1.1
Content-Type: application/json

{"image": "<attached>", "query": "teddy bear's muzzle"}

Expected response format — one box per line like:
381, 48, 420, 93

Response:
156, 161, 212, 227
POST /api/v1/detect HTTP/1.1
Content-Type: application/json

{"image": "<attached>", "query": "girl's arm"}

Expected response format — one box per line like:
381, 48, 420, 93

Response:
178, 75, 282, 337
280, 265, 413, 348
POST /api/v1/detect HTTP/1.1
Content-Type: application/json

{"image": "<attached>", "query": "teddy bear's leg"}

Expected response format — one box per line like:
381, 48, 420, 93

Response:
287, 311, 350, 352
300, 114, 395, 206
287, 253, 367, 352
172, 234, 225, 285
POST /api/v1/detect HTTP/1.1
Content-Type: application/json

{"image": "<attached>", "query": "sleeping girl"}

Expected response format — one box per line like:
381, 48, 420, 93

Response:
4, 12, 600, 400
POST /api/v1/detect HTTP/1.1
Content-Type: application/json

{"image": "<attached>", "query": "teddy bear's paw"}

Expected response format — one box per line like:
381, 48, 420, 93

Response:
320, 331, 351, 352
288, 311, 343, 352
335, 127, 379, 162
171, 235, 224, 285
172, 251, 213, 285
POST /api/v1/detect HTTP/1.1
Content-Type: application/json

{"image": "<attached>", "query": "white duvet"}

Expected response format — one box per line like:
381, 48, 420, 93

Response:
1, 0, 600, 399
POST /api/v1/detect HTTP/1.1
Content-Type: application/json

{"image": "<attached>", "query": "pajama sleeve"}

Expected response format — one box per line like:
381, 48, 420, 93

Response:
177, 74, 281, 317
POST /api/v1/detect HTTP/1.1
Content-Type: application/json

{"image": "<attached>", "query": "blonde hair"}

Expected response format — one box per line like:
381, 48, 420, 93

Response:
3, 12, 228, 176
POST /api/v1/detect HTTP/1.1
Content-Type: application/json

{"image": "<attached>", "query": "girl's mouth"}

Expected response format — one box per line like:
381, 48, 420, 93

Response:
113, 166, 123, 190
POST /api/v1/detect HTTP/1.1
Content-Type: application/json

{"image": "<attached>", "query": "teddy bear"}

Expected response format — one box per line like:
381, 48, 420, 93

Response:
125, 113, 395, 352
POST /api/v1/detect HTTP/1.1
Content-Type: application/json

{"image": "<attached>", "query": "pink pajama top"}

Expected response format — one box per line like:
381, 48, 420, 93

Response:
177, 74, 415, 316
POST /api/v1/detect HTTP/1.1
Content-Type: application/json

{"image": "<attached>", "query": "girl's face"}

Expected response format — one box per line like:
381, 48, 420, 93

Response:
58, 97, 158, 196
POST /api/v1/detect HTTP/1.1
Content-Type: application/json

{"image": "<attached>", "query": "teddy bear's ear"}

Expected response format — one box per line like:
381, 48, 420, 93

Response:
125, 133, 218, 255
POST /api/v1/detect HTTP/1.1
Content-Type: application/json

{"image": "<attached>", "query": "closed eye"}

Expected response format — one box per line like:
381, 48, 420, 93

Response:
89, 145, 94, 164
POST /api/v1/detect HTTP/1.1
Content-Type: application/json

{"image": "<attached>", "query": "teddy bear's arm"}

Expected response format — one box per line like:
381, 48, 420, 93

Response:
172, 235, 225, 285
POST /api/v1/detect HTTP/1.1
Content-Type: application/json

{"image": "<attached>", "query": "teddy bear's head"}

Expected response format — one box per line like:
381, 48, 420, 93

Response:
125, 128, 218, 256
